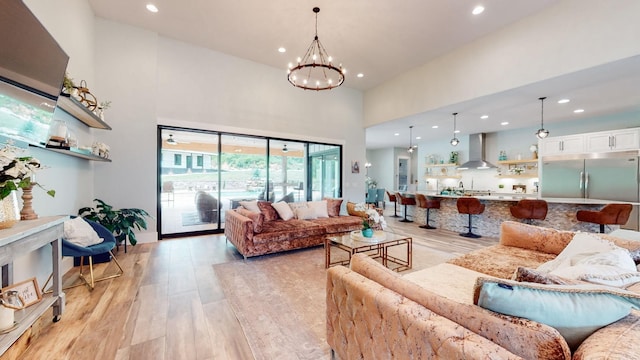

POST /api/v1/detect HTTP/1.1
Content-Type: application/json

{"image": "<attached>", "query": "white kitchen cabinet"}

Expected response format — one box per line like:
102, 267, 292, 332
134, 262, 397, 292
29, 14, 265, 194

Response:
539, 134, 585, 156
586, 128, 639, 152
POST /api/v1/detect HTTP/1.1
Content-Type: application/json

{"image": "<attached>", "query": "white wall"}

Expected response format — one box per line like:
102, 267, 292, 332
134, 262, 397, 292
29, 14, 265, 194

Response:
15, 0, 97, 286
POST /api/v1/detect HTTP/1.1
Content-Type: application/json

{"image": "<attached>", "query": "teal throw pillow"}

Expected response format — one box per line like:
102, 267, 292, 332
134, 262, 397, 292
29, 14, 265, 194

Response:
474, 277, 640, 350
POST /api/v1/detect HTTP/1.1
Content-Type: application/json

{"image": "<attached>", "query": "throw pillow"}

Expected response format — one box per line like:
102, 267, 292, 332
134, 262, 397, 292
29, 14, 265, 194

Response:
513, 267, 585, 285
324, 197, 343, 217
307, 200, 329, 218
257, 201, 279, 222
295, 207, 317, 220
271, 201, 295, 221
239, 200, 260, 213
288, 202, 308, 217
63, 217, 103, 247
235, 208, 264, 233
474, 277, 640, 350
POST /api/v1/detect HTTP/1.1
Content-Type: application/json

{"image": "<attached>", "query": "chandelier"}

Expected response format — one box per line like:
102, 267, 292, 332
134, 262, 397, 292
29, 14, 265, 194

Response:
287, 7, 345, 91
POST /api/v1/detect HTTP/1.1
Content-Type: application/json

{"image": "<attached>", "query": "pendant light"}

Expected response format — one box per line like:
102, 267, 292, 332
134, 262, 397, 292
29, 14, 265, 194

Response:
450, 112, 460, 146
535, 97, 549, 139
407, 126, 415, 153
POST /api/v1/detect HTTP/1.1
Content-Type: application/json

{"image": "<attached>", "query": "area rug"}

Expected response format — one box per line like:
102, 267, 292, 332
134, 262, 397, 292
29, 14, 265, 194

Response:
213, 241, 455, 360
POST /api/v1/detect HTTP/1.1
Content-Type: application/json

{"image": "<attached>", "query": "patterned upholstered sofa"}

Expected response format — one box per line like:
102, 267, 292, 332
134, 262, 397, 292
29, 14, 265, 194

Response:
326, 221, 640, 359
224, 199, 362, 258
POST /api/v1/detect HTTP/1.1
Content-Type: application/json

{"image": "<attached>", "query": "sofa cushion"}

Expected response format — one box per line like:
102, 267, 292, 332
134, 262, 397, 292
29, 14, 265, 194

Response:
474, 277, 640, 350
324, 197, 343, 217
573, 311, 640, 360
350, 254, 571, 360
310, 216, 362, 234
257, 201, 279, 222
448, 244, 556, 279
252, 219, 324, 244
235, 208, 264, 233
271, 201, 294, 221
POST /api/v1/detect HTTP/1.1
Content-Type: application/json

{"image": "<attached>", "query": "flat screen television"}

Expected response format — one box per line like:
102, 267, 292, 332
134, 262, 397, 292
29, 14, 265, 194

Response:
0, 0, 69, 146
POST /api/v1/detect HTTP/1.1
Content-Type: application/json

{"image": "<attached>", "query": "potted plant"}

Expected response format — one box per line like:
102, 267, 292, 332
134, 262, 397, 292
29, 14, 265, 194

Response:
361, 218, 374, 238
78, 199, 151, 248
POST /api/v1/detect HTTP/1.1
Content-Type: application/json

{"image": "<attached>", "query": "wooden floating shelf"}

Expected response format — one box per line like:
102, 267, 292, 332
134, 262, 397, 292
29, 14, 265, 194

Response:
496, 174, 539, 179
425, 163, 458, 167
56, 94, 112, 130
30, 144, 112, 162
424, 175, 462, 179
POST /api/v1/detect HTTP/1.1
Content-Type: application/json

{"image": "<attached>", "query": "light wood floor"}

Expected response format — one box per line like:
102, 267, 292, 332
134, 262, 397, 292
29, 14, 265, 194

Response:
7, 211, 498, 360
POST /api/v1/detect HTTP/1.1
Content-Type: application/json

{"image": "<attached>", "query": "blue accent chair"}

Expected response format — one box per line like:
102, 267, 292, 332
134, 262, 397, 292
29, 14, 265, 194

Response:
44, 218, 123, 292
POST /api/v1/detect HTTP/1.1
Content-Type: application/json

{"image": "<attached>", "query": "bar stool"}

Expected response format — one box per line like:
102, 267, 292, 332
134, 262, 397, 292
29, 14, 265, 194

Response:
386, 191, 400, 218
415, 194, 440, 229
456, 197, 485, 238
510, 199, 548, 224
396, 192, 416, 223
577, 203, 633, 233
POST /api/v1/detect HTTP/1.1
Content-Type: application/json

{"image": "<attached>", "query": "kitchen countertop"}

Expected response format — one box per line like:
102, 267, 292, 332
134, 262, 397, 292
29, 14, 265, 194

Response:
415, 192, 640, 205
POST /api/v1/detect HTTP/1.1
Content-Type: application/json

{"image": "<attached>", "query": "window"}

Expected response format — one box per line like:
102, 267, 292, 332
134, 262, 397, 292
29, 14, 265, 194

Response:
196, 155, 204, 167
174, 154, 182, 166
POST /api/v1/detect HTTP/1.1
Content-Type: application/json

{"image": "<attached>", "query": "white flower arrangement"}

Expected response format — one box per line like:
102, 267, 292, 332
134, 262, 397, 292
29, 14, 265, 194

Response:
354, 202, 387, 230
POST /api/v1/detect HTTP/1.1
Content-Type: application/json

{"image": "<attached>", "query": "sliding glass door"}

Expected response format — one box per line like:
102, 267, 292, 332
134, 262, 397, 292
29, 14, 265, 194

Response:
158, 126, 341, 238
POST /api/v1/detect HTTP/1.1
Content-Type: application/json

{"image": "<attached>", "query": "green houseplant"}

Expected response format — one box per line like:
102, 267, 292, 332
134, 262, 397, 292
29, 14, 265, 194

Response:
78, 199, 150, 246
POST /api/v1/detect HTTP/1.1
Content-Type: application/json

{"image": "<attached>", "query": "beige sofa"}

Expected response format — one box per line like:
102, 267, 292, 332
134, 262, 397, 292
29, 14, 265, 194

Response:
326, 221, 640, 359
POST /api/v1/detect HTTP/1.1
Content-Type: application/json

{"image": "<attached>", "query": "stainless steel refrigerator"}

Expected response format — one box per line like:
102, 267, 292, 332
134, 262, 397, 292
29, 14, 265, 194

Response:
540, 151, 639, 230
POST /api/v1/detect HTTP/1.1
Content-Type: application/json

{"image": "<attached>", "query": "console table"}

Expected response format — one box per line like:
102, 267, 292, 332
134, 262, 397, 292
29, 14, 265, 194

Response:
0, 216, 68, 355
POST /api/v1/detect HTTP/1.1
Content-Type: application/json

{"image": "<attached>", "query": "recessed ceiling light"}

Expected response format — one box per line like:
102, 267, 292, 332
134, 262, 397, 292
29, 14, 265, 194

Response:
278, 47, 286, 53
480, 115, 489, 119
558, 99, 570, 104
454, 130, 460, 134
356, 73, 364, 78
574, 109, 585, 113
394, 133, 400, 136
432, 125, 438, 129
472, 5, 485, 15
500, 121, 509, 126
146, 3, 158, 12
416, 136, 421, 140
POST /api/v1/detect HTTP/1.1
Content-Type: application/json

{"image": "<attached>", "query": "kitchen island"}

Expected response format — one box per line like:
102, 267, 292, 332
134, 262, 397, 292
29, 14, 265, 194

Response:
405, 192, 637, 237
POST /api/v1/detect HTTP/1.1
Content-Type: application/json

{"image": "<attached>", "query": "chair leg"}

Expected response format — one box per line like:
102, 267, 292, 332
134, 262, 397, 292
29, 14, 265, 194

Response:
420, 209, 436, 229
400, 204, 413, 222
391, 201, 400, 217
460, 214, 481, 238
43, 251, 124, 293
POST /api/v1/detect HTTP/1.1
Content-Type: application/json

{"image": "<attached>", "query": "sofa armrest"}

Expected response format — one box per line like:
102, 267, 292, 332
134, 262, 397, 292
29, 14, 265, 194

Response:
573, 312, 640, 360
326, 266, 524, 359
224, 210, 254, 258
500, 221, 575, 255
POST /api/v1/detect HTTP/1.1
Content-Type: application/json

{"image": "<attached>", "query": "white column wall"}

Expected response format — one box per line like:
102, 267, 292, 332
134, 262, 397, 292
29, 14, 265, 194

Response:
364, 0, 640, 126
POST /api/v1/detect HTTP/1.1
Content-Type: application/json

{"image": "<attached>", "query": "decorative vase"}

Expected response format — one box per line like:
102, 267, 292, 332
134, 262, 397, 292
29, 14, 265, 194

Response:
362, 228, 374, 238
0, 191, 20, 229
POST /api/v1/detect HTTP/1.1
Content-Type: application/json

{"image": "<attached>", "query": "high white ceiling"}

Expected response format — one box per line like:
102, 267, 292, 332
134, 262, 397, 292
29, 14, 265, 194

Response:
88, 0, 640, 148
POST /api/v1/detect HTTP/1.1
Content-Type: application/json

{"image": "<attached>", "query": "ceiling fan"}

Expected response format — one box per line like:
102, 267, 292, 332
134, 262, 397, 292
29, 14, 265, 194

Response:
166, 134, 178, 145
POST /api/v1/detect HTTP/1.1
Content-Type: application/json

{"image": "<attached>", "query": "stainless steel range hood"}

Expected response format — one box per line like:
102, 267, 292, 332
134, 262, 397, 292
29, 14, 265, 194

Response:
457, 133, 498, 170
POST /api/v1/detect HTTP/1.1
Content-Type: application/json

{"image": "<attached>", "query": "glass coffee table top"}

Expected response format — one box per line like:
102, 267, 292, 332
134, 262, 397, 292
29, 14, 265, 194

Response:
325, 230, 412, 272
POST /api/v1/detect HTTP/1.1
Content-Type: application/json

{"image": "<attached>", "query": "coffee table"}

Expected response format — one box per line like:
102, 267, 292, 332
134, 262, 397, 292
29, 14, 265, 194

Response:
325, 230, 412, 272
